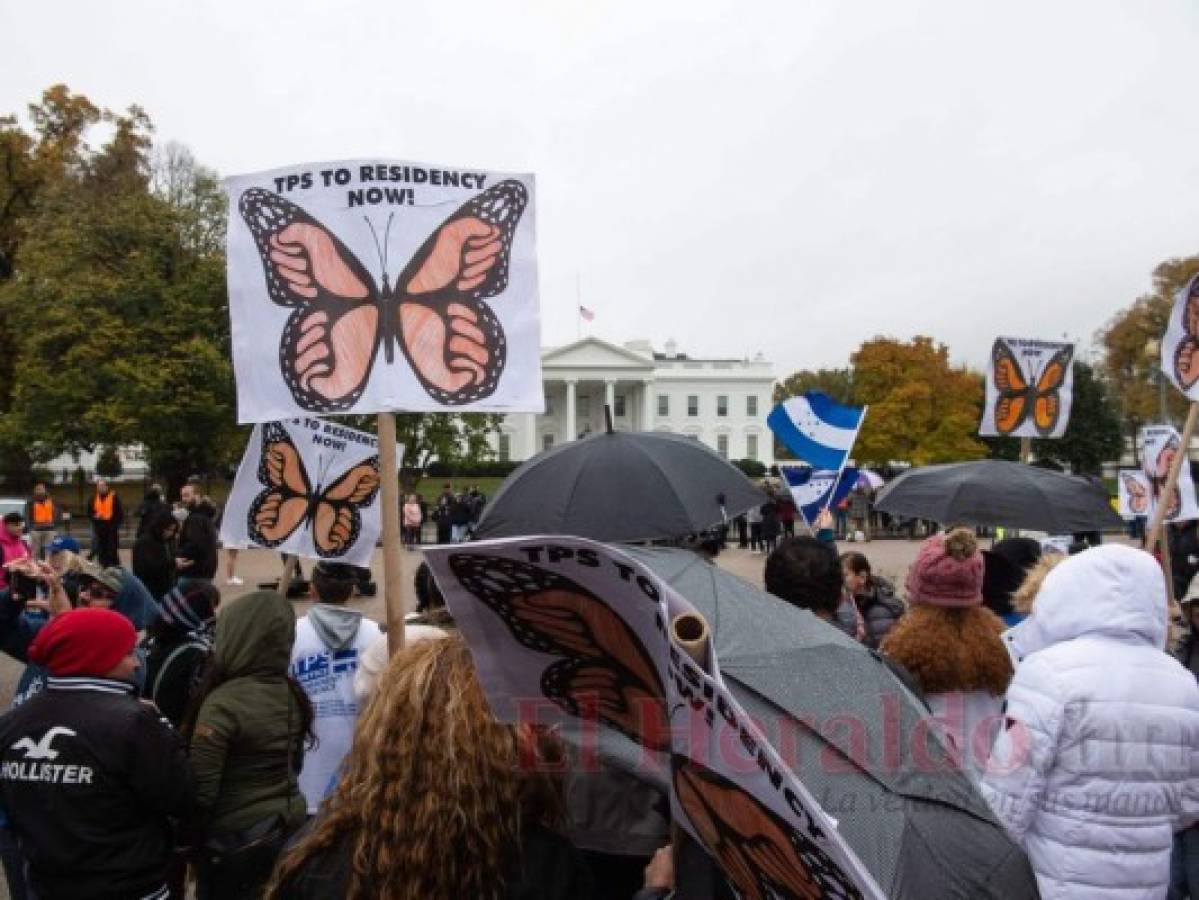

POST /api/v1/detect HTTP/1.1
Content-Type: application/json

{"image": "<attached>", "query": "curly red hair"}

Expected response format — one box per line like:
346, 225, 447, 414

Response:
881, 604, 1012, 696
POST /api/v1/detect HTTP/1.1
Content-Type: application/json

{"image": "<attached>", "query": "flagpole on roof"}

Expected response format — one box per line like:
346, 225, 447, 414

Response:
576, 272, 582, 341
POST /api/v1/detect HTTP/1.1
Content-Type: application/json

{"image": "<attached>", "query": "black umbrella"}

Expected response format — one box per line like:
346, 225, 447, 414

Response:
621, 546, 1039, 899
874, 459, 1123, 533
473, 429, 767, 542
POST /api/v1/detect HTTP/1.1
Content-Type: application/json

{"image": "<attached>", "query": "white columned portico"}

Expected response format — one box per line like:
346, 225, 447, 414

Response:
642, 379, 654, 430
565, 379, 577, 442
525, 412, 537, 458
604, 380, 615, 419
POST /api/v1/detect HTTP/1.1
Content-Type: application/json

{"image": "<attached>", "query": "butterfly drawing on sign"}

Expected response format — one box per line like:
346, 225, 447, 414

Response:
1173, 277, 1199, 391
1121, 472, 1151, 517
672, 756, 862, 900
239, 180, 528, 411
448, 553, 670, 750
247, 423, 382, 557
991, 340, 1073, 436
1145, 435, 1182, 521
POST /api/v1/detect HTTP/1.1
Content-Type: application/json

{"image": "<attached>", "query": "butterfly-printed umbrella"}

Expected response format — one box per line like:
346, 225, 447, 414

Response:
618, 546, 1039, 899
473, 430, 767, 543
874, 459, 1122, 533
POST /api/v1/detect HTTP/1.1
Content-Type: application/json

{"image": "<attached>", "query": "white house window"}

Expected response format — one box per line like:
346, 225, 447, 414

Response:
746, 434, 758, 460
657, 394, 669, 417
688, 395, 699, 417
747, 395, 758, 417
499, 434, 511, 461
716, 434, 729, 458
717, 395, 728, 417
543, 434, 554, 451
615, 394, 626, 417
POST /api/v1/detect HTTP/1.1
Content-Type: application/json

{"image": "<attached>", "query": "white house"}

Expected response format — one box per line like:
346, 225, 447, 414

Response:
494, 337, 776, 464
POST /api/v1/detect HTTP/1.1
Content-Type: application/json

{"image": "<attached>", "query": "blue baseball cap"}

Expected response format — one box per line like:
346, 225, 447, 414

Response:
47, 536, 80, 555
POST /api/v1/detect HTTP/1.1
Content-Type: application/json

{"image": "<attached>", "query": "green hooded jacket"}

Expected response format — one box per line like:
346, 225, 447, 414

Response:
189, 590, 307, 836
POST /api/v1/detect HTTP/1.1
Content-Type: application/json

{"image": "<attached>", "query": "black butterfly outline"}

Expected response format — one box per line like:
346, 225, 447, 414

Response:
991, 339, 1073, 436
239, 180, 528, 411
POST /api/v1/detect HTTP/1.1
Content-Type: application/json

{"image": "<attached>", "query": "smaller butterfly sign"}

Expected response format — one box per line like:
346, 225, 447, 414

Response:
1134, 424, 1199, 524
980, 337, 1074, 438
1162, 273, 1199, 400
225, 160, 543, 423
219, 418, 401, 566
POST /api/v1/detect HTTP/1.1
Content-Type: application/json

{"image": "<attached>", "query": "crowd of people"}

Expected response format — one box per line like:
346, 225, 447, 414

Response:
0, 474, 1195, 899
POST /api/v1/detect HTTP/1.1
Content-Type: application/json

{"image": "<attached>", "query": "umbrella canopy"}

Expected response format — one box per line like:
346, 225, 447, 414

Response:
874, 459, 1123, 533
621, 546, 1038, 899
474, 430, 767, 543
857, 469, 886, 490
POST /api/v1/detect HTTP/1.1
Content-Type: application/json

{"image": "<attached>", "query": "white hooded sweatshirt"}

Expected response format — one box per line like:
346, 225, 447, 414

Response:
981, 545, 1199, 899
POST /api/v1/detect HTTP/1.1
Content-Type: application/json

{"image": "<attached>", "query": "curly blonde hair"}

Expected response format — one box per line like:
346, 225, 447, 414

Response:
266, 633, 555, 900
1011, 553, 1063, 615
881, 604, 1013, 697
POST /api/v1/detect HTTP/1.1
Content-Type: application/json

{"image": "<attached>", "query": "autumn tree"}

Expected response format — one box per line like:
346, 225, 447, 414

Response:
1098, 255, 1199, 449
850, 336, 987, 466
772, 367, 853, 405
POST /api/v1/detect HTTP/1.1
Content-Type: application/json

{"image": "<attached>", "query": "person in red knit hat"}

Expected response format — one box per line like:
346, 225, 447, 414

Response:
0, 608, 195, 900
881, 528, 1013, 778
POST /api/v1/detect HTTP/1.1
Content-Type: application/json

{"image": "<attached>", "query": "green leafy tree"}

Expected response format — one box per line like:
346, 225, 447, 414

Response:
773, 367, 853, 405
395, 413, 501, 489
95, 445, 123, 479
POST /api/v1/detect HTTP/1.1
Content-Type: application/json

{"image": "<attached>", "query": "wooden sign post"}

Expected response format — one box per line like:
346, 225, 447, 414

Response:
377, 412, 407, 655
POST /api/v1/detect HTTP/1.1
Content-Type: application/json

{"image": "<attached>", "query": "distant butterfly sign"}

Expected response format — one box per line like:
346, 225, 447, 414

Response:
1129, 424, 1199, 524
1162, 273, 1199, 400
224, 160, 543, 422
980, 337, 1074, 438
220, 418, 400, 566
425, 537, 885, 900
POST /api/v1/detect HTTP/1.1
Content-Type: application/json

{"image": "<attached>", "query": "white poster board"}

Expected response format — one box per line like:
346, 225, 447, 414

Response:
425, 536, 884, 900
1161, 273, 1199, 400
225, 160, 543, 422
980, 337, 1074, 438
1138, 424, 1199, 523
220, 418, 401, 566
1117, 470, 1152, 520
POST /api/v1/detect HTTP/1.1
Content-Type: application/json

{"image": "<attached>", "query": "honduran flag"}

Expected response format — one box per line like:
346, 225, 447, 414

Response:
780, 465, 859, 525
767, 392, 866, 471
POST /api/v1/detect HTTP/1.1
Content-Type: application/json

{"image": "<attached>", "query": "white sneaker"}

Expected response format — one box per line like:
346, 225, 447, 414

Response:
227, 576, 244, 586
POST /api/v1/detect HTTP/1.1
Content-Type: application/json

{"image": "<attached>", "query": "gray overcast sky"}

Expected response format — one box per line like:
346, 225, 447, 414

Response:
4, 0, 1198, 376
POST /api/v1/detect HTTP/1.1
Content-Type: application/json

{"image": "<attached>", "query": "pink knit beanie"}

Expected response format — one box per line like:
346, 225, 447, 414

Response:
905, 529, 985, 607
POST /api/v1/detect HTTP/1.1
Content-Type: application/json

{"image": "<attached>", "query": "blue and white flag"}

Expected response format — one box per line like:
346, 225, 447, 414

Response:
780, 465, 859, 525
767, 392, 866, 470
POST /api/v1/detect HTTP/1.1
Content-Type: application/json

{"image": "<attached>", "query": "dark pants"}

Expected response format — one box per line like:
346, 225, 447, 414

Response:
782, 520, 795, 537
0, 827, 28, 900
735, 518, 748, 548
1170, 825, 1199, 899
195, 830, 288, 900
93, 522, 120, 568
749, 523, 762, 550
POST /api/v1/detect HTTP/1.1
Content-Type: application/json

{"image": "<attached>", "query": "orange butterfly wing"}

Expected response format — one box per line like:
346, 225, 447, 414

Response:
248, 424, 313, 546
311, 459, 381, 557
241, 189, 382, 412
448, 553, 669, 750
1032, 346, 1072, 435
673, 757, 860, 900
992, 340, 1030, 435
395, 181, 527, 405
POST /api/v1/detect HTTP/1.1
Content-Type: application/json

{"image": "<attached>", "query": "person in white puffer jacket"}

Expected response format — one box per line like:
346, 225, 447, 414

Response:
982, 544, 1199, 899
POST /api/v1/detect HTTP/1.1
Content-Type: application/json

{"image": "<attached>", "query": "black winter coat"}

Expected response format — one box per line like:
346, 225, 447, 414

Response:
275, 821, 594, 900
854, 575, 906, 649
0, 676, 194, 900
132, 532, 176, 601
178, 508, 218, 580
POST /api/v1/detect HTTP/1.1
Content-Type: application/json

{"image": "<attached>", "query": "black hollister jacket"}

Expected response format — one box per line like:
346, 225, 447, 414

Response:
0, 676, 195, 900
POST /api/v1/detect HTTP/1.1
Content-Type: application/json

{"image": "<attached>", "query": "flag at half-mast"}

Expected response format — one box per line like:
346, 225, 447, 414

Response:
579, 305, 595, 322
767, 392, 866, 470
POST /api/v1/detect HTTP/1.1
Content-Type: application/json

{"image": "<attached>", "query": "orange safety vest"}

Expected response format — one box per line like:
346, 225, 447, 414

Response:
31, 498, 54, 526
92, 492, 115, 522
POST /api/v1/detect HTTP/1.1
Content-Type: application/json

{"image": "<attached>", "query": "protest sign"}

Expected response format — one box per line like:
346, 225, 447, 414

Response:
1161, 273, 1199, 400
1117, 470, 1152, 520
225, 160, 543, 422
1139, 424, 1199, 524
220, 418, 400, 566
425, 536, 884, 900
980, 337, 1074, 438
